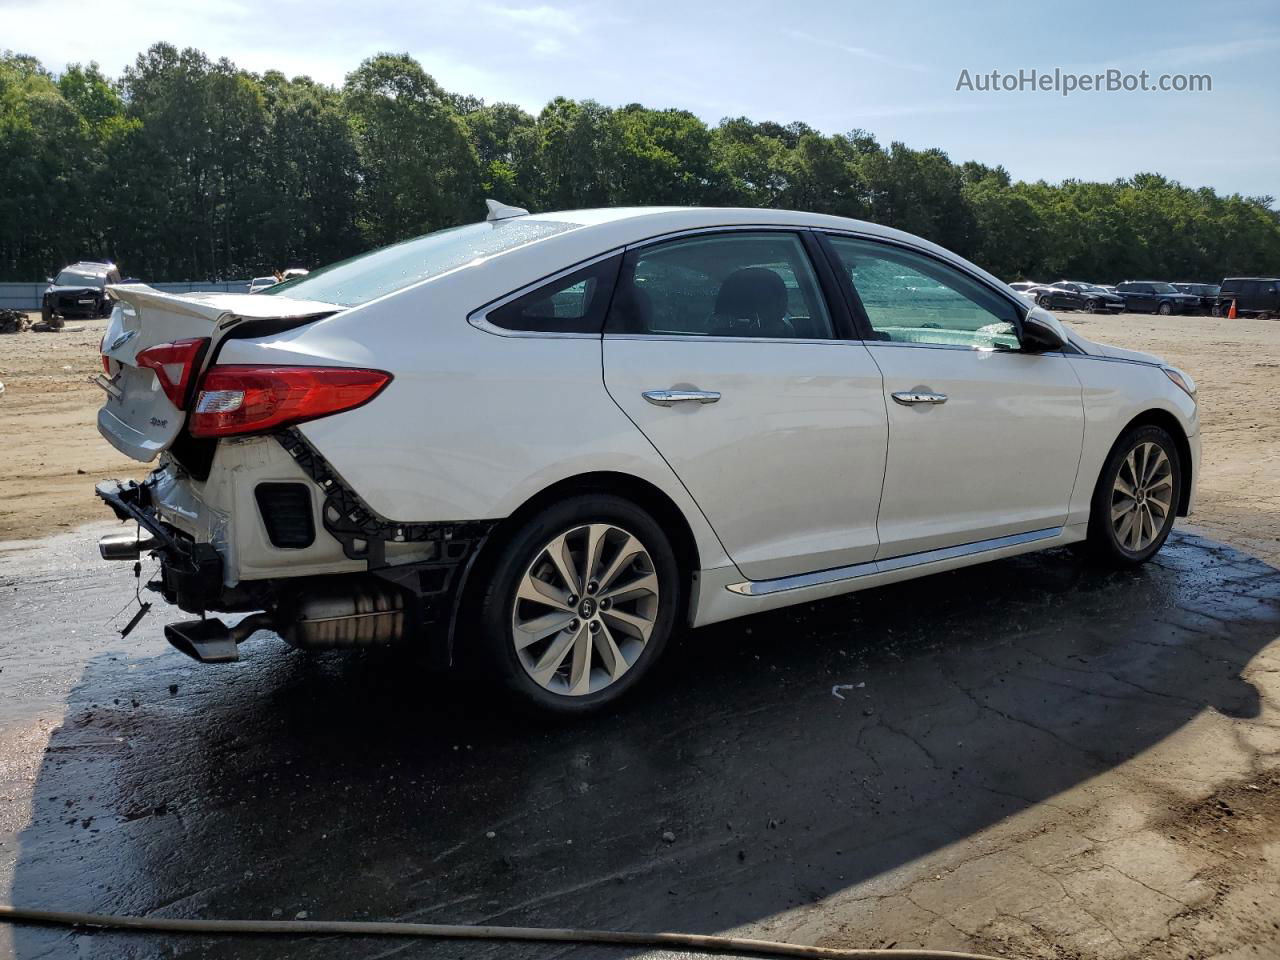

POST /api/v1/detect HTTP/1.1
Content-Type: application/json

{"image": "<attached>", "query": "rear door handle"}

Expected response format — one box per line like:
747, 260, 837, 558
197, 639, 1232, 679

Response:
891, 391, 948, 405
642, 389, 721, 407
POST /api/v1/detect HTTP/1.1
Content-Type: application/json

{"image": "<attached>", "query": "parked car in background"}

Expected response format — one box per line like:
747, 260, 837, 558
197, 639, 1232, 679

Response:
281, 268, 309, 281
1215, 277, 1280, 319
1008, 282, 1042, 294
248, 276, 278, 294
42, 261, 122, 327
1172, 283, 1220, 314
1115, 281, 1200, 315
1042, 281, 1125, 313
93, 202, 1200, 713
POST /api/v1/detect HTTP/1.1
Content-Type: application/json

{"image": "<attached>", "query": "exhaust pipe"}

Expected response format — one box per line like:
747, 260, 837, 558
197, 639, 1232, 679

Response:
99, 532, 159, 561
163, 581, 407, 664
164, 613, 273, 663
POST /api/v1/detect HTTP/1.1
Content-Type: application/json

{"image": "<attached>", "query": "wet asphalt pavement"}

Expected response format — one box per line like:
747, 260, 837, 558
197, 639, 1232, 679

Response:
1, 521, 1277, 959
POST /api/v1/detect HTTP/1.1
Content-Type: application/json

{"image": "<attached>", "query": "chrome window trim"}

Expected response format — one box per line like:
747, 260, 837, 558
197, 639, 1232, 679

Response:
622, 222, 814, 252
725, 526, 1063, 596
467, 248, 624, 339
603, 333, 861, 347
862, 340, 1059, 356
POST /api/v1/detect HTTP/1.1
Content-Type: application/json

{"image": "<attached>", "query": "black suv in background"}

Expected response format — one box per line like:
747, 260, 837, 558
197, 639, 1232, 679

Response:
1114, 281, 1201, 315
1172, 282, 1220, 314
1216, 277, 1280, 319
41, 261, 122, 327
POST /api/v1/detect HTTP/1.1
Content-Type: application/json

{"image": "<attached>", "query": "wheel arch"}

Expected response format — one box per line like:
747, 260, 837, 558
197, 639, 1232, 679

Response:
449, 471, 702, 660
1119, 409, 1193, 516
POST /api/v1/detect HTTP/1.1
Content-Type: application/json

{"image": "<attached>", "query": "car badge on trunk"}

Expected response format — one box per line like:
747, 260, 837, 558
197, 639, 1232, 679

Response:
108, 329, 138, 352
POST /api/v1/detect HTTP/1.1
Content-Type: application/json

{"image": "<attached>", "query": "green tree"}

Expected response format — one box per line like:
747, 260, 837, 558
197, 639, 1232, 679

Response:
342, 53, 480, 246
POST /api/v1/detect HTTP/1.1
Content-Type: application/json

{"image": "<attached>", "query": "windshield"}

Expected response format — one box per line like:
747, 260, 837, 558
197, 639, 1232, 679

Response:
1150, 282, 1178, 294
55, 269, 105, 286
264, 219, 578, 307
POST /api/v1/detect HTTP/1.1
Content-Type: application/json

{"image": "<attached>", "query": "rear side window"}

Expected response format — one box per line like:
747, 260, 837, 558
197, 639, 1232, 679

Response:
486, 256, 621, 334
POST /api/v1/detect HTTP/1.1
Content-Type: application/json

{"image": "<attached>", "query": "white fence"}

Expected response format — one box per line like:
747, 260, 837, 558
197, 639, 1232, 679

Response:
0, 280, 252, 311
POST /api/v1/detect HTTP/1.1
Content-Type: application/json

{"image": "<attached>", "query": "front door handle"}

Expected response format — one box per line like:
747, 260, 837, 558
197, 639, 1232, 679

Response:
642, 389, 721, 407
892, 391, 948, 406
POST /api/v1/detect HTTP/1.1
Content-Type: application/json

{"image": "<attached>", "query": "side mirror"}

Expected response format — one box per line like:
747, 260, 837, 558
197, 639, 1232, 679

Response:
46, 277, 54, 284
1020, 306, 1067, 352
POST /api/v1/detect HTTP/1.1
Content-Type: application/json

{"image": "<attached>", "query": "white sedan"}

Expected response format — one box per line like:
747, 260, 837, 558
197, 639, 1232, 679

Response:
94, 203, 1200, 712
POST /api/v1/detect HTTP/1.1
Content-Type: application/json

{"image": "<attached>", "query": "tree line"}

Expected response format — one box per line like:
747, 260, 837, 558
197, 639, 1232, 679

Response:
2, 43, 1277, 284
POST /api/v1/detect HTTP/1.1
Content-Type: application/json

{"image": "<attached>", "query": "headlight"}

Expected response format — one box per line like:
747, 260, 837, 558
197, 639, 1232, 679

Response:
1162, 366, 1197, 399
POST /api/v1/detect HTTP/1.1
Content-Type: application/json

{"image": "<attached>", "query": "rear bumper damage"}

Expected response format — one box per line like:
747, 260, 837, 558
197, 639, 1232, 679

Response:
95, 440, 498, 665
97, 479, 228, 614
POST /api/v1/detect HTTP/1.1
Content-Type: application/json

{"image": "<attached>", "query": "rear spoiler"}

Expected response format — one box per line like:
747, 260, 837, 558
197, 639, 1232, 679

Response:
106, 283, 340, 330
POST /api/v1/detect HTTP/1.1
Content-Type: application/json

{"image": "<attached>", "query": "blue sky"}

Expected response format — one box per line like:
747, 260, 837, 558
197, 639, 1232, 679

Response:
5, 0, 1278, 198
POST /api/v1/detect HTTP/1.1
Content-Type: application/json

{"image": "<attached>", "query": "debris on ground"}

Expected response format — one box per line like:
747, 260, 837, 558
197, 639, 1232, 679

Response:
0, 309, 30, 333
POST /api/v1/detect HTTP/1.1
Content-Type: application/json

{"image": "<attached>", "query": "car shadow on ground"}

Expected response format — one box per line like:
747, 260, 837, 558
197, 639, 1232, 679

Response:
8, 531, 1279, 958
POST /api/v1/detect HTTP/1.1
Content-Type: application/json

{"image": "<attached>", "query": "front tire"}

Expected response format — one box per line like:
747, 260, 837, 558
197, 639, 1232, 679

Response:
1157, 301, 1173, 316
1083, 425, 1182, 566
476, 495, 680, 714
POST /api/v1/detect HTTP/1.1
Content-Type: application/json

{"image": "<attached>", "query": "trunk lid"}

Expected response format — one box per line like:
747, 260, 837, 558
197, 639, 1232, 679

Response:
97, 284, 340, 462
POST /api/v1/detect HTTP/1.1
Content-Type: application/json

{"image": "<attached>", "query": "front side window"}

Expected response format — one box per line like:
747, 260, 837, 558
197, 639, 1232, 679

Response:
486, 256, 621, 334
607, 232, 834, 340
826, 235, 1020, 350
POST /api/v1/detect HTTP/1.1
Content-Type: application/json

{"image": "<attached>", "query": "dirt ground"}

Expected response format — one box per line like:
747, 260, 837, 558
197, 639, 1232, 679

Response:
1, 309, 1277, 563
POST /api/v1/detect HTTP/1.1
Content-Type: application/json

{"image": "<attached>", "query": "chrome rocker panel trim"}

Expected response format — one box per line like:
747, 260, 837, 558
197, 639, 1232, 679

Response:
725, 527, 1063, 597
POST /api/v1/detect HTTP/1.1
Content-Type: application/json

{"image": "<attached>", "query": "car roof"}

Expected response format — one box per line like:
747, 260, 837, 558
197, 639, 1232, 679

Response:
1223, 276, 1280, 282
514, 206, 1009, 291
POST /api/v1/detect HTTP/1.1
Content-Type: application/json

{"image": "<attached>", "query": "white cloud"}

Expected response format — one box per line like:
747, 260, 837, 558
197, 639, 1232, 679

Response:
785, 28, 931, 74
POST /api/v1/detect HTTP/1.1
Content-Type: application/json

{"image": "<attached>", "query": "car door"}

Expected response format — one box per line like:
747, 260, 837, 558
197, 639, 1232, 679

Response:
602, 229, 887, 581
822, 233, 1085, 559
1058, 284, 1084, 309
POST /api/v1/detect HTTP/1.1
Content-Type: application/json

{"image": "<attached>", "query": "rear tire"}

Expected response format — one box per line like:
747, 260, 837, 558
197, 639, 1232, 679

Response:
1082, 425, 1182, 566
475, 495, 680, 714
1037, 294, 1053, 309
1157, 301, 1173, 316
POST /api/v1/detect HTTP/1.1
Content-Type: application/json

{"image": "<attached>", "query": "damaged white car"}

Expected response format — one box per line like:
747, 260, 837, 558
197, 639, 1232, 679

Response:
95, 202, 1200, 713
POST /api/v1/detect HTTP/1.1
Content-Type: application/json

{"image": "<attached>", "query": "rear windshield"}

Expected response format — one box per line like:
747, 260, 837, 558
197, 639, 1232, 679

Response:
264, 219, 578, 307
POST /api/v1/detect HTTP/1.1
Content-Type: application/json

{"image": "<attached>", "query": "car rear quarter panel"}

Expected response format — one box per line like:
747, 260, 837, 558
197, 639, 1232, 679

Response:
1066, 356, 1199, 524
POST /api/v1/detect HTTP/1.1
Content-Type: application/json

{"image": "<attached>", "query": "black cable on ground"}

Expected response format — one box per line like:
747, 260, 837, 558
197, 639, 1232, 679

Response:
0, 905, 1007, 960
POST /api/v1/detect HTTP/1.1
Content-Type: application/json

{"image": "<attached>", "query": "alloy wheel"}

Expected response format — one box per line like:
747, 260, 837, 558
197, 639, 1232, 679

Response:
1111, 441, 1174, 552
511, 523, 660, 696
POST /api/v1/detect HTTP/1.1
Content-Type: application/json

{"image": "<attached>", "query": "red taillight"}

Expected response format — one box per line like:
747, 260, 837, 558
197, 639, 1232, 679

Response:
99, 333, 110, 375
135, 338, 208, 410
189, 366, 392, 438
